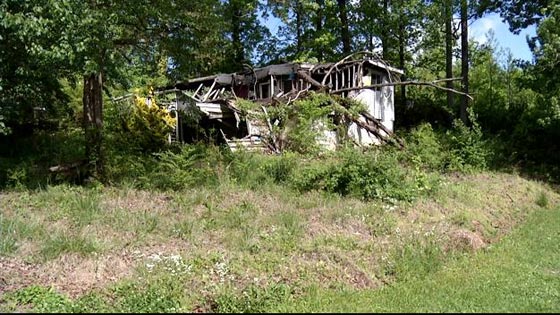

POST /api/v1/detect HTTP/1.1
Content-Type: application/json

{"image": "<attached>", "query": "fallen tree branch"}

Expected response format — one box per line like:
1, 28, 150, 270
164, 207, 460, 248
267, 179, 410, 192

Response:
331, 103, 405, 149
331, 78, 473, 100
297, 70, 327, 90
320, 51, 384, 86
360, 111, 405, 149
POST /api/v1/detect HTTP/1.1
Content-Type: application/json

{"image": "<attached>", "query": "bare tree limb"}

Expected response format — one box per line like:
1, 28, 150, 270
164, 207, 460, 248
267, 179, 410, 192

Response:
360, 111, 405, 148
330, 78, 473, 100
320, 51, 380, 85
297, 70, 327, 90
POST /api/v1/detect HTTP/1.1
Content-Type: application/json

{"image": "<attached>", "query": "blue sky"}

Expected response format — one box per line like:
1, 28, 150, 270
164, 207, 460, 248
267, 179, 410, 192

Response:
470, 13, 536, 61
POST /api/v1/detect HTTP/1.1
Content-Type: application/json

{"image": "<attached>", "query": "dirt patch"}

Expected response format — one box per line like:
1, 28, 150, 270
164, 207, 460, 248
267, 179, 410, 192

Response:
449, 229, 486, 252
0, 239, 193, 299
0, 252, 137, 298
0, 257, 36, 296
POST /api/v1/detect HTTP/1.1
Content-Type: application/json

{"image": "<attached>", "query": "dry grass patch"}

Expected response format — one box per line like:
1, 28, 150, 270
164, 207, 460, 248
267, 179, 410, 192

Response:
1, 171, 559, 310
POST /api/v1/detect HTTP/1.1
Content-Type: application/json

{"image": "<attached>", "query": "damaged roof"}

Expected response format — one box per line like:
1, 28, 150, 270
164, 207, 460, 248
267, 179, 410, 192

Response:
170, 58, 403, 91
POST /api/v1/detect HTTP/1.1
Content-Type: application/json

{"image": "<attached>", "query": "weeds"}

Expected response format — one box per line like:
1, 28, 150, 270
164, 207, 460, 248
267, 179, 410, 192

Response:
0, 215, 17, 254
213, 283, 293, 313
383, 230, 445, 282
6, 286, 72, 313
536, 191, 549, 208
39, 233, 100, 261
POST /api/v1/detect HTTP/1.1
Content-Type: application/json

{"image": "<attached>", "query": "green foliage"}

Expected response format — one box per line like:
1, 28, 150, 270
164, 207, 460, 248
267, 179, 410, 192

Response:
290, 147, 437, 202
0, 111, 8, 135
253, 93, 364, 154
7, 286, 73, 313
221, 149, 270, 189
267, 93, 337, 154
146, 144, 223, 190
289, 159, 334, 193
70, 293, 112, 313
445, 113, 490, 172
535, 191, 549, 208
261, 152, 298, 184
0, 214, 17, 255
111, 279, 184, 313
105, 94, 175, 153
401, 117, 490, 174
0, 1, 71, 132
404, 123, 446, 171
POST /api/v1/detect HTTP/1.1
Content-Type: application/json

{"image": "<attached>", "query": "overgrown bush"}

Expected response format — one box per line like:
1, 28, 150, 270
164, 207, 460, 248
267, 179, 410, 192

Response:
105, 94, 175, 153
444, 112, 490, 172
404, 123, 446, 171
290, 147, 438, 202
145, 144, 223, 190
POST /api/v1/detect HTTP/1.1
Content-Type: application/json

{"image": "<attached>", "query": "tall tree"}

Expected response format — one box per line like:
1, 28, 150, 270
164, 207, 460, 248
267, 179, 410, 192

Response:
160, 0, 226, 79
0, 0, 70, 138
530, 1, 560, 93
337, 0, 351, 54
6, 0, 222, 178
478, 0, 550, 33
268, 0, 309, 58
460, 0, 469, 124
445, 0, 456, 114
223, 0, 270, 71
268, 0, 342, 62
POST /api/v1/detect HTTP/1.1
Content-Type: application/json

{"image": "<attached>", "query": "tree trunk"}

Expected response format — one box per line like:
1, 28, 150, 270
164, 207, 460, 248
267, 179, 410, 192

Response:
381, 0, 389, 60
399, 39, 406, 106
315, 0, 324, 61
231, 1, 244, 68
83, 72, 104, 180
398, 3, 406, 107
445, 0, 454, 113
337, 0, 351, 54
296, 0, 302, 54
460, 0, 469, 124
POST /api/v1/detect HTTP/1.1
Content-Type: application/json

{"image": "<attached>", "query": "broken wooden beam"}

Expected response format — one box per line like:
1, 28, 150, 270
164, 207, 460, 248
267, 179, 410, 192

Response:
297, 70, 328, 91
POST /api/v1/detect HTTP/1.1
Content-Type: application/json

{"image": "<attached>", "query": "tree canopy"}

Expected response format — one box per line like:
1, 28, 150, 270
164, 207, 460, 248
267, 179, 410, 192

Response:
1, 0, 560, 180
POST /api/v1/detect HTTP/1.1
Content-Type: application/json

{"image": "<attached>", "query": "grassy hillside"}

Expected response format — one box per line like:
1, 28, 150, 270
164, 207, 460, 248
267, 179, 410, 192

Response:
0, 169, 558, 312
270, 203, 560, 312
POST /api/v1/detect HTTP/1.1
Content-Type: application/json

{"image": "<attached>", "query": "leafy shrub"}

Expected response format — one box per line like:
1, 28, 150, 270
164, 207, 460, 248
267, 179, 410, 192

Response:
261, 152, 298, 184
404, 123, 446, 171
290, 147, 435, 202
289, 159, 333, 193
146, 144, 222, 190
105, 149, 157, 185
105, 93, 175, 153
111, 280, 183, 313
222, 149, 270, 188
444, 111, 490, 172
7, 286, 73, 313
535, 191, 549, 208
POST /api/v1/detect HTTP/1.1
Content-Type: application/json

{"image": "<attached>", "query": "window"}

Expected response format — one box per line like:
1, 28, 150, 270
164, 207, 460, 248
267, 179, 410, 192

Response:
259, 82, 270, 99
282, 79, 293, 93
